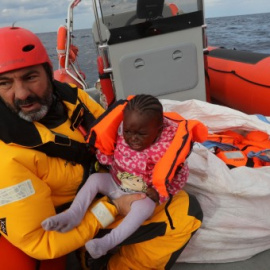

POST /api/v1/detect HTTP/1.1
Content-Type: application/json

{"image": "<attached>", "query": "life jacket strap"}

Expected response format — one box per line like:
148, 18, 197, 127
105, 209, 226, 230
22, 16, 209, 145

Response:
33, 135, 91, 165
70, 98, 97, 138
202, 140, 239, 151
256, 114, 270, 124
164, 193, 175, 230
247, 149, 270, 162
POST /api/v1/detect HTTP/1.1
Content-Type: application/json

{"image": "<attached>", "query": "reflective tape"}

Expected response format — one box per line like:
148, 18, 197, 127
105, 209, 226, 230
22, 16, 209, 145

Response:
91, 201, 115, 228
0, 180, 35, 206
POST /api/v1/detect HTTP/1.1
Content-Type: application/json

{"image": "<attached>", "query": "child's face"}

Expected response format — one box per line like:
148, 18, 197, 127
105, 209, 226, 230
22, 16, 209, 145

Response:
123, 110, 162, 151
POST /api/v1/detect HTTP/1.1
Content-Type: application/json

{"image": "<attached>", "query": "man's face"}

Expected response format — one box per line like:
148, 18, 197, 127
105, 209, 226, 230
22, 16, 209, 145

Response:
0, 64, 53, 122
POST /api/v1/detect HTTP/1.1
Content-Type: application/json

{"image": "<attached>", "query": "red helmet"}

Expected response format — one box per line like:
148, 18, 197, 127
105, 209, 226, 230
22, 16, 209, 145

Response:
0, 26, 52, 74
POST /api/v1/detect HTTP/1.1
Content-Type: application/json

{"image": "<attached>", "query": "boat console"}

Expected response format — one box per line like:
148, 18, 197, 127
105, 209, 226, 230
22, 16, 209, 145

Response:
91, 0, 207, 103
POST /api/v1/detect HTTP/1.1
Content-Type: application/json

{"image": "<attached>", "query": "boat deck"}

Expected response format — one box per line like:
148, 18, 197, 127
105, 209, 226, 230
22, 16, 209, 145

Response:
67, 248, 270, 269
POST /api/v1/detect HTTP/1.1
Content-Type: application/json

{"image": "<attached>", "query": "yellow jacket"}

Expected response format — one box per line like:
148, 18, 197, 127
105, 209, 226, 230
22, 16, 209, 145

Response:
0, 81, 117, 260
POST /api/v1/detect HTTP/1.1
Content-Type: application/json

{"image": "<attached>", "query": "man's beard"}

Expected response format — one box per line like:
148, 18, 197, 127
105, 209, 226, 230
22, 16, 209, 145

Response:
15, 93, 53, 122
18, 102, 51, 122
3, 86, 53, 122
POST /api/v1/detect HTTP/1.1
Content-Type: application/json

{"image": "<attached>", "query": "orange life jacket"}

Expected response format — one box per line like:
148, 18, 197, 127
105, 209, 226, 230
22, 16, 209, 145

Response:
204, 130, 270, 168
86, 97, 208, 198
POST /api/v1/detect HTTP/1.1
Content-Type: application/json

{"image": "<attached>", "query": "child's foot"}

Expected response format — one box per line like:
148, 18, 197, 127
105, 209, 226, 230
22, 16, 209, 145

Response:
41, 210, 81, 232
85, 239, 109, 259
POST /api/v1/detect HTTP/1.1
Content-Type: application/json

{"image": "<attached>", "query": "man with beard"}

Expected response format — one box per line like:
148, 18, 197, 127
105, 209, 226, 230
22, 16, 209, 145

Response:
0, 26, 203, 270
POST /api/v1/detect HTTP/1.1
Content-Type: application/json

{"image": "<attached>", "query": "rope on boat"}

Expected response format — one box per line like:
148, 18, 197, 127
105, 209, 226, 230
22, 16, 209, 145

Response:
208, 67, 270, 88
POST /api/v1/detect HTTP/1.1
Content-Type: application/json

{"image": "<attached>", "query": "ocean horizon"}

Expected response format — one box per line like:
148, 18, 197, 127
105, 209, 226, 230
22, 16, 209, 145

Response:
38, 12, 270, 87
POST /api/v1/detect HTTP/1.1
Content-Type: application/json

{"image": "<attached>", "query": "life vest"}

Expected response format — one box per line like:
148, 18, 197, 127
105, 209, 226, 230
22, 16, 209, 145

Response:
204, 130, 270, 168
86, 97, 208, 199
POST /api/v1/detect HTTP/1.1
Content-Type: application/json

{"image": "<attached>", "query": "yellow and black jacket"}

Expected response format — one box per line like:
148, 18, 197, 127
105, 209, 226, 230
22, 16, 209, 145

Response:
0, 81, 117, 260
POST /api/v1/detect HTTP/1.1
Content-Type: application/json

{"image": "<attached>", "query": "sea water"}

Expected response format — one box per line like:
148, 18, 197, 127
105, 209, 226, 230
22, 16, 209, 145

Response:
38, 12, 270, 87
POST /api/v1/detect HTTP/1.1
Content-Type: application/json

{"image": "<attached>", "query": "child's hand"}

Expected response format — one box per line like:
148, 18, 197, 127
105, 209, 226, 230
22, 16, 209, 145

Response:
146, 188, 159, 203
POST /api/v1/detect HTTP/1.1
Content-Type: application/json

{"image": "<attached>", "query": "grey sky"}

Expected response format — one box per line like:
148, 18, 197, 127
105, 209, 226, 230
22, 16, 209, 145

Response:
0, 0, 270, 33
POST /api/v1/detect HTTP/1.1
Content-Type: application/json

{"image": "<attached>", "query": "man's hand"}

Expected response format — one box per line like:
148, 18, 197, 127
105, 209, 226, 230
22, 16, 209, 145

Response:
112, 193, 146, 216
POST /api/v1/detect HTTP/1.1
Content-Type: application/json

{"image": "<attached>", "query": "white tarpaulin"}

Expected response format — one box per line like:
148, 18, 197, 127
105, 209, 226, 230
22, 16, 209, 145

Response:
161, 99, 270, 263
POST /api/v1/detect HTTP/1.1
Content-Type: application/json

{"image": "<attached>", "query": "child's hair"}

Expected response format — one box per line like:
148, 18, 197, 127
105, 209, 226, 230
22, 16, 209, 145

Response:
124, 94, 163, 125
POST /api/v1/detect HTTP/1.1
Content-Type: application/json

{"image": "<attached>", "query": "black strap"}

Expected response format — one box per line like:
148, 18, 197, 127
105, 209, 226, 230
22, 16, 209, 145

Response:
70, 98, 97, 135
164, 179, 175, 230
34, 137, 91, 165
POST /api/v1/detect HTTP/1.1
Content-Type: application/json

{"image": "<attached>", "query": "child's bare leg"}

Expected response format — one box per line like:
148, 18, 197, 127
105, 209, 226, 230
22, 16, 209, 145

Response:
41, 173, 114, 232
85, 196, 156, 258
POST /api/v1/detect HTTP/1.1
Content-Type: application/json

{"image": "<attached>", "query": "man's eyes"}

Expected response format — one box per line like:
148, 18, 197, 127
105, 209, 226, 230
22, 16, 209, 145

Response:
25, 74, 38, 81
0, 81, 11, 90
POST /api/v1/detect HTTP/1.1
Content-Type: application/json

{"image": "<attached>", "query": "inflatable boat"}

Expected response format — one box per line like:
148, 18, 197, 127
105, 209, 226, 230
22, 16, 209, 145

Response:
207, 46, 270, 115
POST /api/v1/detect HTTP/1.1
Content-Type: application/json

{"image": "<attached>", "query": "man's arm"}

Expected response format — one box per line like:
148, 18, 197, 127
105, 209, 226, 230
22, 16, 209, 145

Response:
0, 153, 145, 259
0, 145, 117, 259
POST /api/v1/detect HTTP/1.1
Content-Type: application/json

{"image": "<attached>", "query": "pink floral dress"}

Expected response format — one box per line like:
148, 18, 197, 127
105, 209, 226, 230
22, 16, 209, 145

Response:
96, 117, 189, 203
